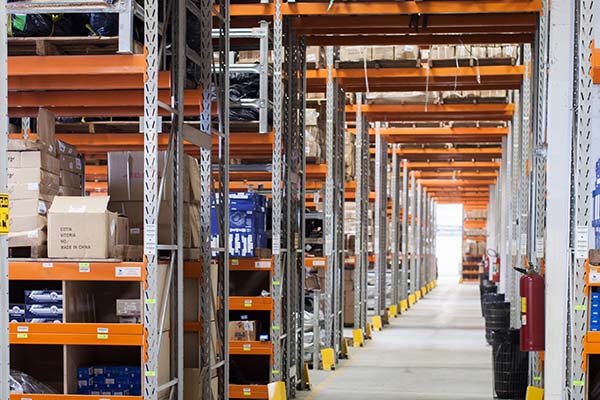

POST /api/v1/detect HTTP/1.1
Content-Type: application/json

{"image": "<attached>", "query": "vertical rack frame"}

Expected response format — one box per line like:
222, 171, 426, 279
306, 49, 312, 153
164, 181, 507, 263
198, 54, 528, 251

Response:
409, 172, 417, 298
374, 122, 388, 320
401, 160, 409, 305
390, 146, 401, 309
0, 4, 8, 399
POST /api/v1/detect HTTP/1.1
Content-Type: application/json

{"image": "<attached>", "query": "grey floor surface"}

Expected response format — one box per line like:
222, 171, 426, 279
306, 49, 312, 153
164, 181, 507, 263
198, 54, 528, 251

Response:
297, 277, 494, 400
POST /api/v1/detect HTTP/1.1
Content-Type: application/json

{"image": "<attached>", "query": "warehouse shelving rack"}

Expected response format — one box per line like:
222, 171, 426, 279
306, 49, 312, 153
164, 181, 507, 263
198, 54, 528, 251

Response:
1, 0, 232, 398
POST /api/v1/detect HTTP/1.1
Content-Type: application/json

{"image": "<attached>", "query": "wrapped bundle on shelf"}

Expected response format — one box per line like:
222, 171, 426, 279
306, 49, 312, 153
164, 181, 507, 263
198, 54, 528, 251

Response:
370, 46, 395, 61
366, 91, 440, 105
344, 132, 356, 180
394, 45, 419, 61
339, 46, 369, 62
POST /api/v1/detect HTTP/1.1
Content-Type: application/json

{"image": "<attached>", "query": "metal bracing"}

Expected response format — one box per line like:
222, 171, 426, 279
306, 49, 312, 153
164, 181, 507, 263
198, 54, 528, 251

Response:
390, 146, 401, 308
374, 122, 388, 319
335, 82, 346, 355
0, 5, 8, 400
570, 1, 594, 397
409, 172, 417, 297
400, 160, 409, 304
354, 93, 369, 331
499, 131, 510, 295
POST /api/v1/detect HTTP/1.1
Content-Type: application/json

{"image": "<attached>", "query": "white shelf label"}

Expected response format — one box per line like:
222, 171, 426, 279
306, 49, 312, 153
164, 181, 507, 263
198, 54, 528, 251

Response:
116, 266, 142, 278
589, 268, 600, 285
576, 226, 589, 260
272, 236, 280, 255
79, 263, 90, 273
17, 326, 29, 332
255, 261, 271, 269
520, 233, 527, 255
42, 263, 53, 269
535, 238, 544, 259
313, 260, 326, 266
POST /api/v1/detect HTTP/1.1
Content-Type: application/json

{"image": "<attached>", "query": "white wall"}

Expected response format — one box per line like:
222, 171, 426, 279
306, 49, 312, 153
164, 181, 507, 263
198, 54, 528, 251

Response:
435, 204, 463, 277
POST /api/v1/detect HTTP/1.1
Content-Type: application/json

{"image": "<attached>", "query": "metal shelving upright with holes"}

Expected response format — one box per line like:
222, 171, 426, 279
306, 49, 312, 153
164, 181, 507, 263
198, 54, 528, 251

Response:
373, 123, 388, 320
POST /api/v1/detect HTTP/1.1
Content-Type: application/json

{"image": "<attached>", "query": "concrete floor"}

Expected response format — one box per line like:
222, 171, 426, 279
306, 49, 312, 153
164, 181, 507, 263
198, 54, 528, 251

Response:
298, 277, 494, 400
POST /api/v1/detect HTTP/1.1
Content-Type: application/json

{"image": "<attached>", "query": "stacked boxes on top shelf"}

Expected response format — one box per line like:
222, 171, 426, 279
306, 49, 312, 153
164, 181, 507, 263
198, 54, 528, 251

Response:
7, 109, 83, 258
77, 366, 141, 396
462, 208, 488, 282
211, 192, 269, 258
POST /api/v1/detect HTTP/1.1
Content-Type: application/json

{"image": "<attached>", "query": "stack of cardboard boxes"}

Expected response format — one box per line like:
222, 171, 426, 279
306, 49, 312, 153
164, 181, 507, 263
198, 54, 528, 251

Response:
107, 151, 201, 257
7, 109, 82, 257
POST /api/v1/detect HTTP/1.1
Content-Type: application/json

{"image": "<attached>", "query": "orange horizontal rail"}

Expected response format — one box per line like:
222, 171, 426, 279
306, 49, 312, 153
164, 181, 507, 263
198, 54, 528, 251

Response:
229, 384, 269, 400
419, 179, 496, 186
85, 181, 108, 192
9, 261, 145, 281
592, 43, 600, 84
413, 171, 498, 179
307, 65, 524, 80
8, 55, 145, 77
9, 322, 143, 346
305, 257, 327, 268
229, 341, 274, 356
230, 258, 273, 271
230, 296, 274, 312
10, 72, 171, 91
346, 104, 515, 122
230, 1, 542, 16
372, 147, 502, 156
407, 161, 500, 169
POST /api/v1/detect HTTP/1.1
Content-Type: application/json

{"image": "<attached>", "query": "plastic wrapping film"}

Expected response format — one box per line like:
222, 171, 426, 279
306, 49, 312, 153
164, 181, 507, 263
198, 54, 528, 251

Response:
10, 370, 58, 394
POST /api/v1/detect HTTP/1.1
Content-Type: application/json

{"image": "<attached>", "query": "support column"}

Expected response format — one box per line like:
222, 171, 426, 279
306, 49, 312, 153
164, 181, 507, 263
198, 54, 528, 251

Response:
544, 0, 575, 397
390, 147, 401, 308
400, 160, 409, 304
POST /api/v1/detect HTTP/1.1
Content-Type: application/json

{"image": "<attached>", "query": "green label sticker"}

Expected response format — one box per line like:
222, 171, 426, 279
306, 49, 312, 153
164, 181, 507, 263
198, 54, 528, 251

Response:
16, 333, 28, 339
232, 259, 239, 266
533, 376, 542, 381
13, 15, 26, 32
243, 344, 251, 352
145, 298, 157, 305
575, 305, 587, 311
97, 334, 109, 340
273, 280, 280, 285
145, 371, 156, 377
271, 369, 280, 374
272, 325, 280, 331
573, 380, 585, 386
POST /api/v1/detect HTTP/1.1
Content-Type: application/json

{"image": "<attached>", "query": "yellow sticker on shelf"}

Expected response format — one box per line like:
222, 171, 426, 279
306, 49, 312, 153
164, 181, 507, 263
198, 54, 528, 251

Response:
97, 334, 109, 340
521, 297, 527, 313
16, 333, 27, 339
243, 344, 251, 352
0, 194, 9, 234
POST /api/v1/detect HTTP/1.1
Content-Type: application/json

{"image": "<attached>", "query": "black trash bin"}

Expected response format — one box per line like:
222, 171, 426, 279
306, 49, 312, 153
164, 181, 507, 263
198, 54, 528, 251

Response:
479, 281, 497, 316
484, 299, 509, 345
492, 328, 528, 399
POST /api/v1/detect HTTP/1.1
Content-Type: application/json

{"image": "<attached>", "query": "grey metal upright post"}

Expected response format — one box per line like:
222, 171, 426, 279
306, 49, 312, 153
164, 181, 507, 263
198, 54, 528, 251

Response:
374, 122, 388, 319
354, 94, 365, 331
415, 182, 422, 294
400, 160, 409, 305
390, 146, 401, 309
323, 46, 335, 350
142, 0, 159, 395
409, 172, 417, 298
570, 1, 594, 397
509, 90, 522, 329
0, 5, 9, 399
272, 0, 284, 384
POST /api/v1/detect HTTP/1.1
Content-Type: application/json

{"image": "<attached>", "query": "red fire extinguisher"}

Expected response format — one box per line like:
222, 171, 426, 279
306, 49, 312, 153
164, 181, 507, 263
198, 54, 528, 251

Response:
487, 249, 500, 283
516, 265, 545, 351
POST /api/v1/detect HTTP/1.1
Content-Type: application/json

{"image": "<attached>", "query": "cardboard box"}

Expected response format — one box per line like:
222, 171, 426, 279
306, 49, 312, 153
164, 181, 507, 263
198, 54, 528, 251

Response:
107, 151, 190, 203
116, 216, 129, 246
48, 196, 118, 259
8, 168, 60, 191
59, 154, 83, 174
10, 198, 51, 216
370, 46, 394, 61
57, 139, 77, 156
228, 320, 257, 341
18, 151, 60, 174
58, 186, 83, 196
7, 183, 57, 201
60, 170, 83, 189
8, 228, 46, 247
10, 214, 47, 232
37, 108, 57, 154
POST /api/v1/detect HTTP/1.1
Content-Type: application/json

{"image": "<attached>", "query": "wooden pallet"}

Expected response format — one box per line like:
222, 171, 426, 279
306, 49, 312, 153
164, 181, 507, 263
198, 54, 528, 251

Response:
8, 36, 142, 56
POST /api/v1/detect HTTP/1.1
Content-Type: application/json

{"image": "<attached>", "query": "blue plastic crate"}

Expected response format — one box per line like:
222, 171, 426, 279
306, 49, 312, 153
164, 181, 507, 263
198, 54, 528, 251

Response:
596, 226, 600, 249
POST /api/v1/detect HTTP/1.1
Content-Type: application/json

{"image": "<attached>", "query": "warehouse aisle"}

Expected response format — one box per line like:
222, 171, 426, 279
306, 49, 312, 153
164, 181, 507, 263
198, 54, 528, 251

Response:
299, 278, 493, 400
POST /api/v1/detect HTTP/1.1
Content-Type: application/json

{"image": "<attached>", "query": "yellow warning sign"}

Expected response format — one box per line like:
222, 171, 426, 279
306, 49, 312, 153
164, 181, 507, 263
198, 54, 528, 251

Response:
0, 194, 9, 234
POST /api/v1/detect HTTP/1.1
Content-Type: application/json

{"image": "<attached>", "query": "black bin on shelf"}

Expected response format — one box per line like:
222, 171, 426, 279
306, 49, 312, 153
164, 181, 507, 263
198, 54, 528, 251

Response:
484, 299, 509, 345
492, 328, 528, 399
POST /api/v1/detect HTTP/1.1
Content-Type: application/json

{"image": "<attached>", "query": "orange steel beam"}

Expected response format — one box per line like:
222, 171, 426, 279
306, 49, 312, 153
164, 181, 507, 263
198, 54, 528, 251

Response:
426, 187, 490, 192
419, 179, 496, 186
375, 147, 502, 156
292, 14, 538, 31
592, 42, 600, 84
353, 126, 507, 144
345, 104, 514, 122
8, 55, 145, 76
307, 65, 524, 80
305, 33, 533, 46
407, 161, 500, 170
10, 72, 171, 91
413, 171, 498, 179
229, 1, 542, 16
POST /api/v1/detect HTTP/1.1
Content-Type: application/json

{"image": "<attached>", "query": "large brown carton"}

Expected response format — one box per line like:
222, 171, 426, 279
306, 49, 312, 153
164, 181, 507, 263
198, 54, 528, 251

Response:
8, 229, 47, 247
228, 320, 257, 341
8, 168, 60, 191
8, 183, 57, 201
48, 196, 118, 259
10, 198, 51, 217
59, 170, 83, 189
59, 154, 83, 174
107, 151, 190, 203
10, 215, 47, 232
19, 151, 60, 174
